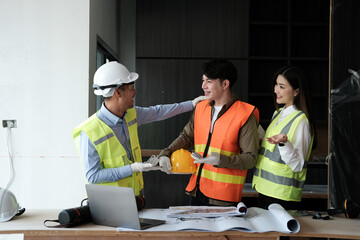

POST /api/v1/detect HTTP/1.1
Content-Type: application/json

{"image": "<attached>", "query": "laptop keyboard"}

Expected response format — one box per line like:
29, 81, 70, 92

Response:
139, 218, 165, 230
140, 221, 154, 228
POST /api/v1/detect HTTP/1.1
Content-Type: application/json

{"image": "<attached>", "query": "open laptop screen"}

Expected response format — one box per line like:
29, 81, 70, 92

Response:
85, 184, 165, 230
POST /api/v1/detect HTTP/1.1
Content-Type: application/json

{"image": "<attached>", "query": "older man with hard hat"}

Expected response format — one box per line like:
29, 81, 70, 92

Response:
73, 61, 205, 206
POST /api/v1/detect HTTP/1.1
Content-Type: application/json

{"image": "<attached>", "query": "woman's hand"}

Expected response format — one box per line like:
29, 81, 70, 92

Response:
265, 133, 288, 145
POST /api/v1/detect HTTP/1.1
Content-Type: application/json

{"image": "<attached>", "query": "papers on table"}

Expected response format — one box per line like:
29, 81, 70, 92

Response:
167, 202, 248, 218
118, 203, 300, 233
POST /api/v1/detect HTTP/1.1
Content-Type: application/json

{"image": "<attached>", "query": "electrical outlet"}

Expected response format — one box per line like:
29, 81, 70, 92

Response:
2, 120, 17, 128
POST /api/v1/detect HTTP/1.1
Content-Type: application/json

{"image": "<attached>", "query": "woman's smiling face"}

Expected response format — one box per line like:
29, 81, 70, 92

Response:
274, 74, 299, 107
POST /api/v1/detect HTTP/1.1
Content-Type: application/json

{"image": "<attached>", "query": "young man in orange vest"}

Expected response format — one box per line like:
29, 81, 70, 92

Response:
158, 59, 260, 206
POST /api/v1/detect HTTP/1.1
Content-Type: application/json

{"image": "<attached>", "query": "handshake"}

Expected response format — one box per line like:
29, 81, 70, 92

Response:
130, 155, 172, 173
130, 151, 221, 174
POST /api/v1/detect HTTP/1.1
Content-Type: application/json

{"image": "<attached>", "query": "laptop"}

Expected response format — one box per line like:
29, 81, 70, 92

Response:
85, 184, 165, 230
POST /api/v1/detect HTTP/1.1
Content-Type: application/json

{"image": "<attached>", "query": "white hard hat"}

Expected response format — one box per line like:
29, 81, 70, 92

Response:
0, 188, 22, 222
93, 61, 139, 97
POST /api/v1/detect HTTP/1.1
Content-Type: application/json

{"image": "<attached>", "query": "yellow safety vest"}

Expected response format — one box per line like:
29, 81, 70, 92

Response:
72, 108, 143, 195
252, 109, 313, 202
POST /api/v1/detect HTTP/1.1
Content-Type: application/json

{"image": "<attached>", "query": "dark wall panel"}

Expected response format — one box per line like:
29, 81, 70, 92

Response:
143, 169, 192, 208
189, 0, 249, 58
332, 0, 360, 88
136, 0, 191, 57
137, 0, 249, 58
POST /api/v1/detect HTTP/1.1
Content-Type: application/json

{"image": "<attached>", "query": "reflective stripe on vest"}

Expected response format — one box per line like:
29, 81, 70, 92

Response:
186, 100, 259, 202
72, 108, 143, 195
253, 168, 305, 189
252, 109, 313, 202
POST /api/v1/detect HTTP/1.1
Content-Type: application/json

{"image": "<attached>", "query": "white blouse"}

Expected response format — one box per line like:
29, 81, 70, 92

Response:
272, 105, 312, 172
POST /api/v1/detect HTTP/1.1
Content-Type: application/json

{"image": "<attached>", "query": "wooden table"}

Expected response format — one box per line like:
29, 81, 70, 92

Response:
0, 209, 279, 240
1, 209, 360, 240
289, 213, 360, 239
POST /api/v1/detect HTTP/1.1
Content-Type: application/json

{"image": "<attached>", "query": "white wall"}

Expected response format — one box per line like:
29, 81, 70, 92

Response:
0, 0, 124, 210
0, 0, 90, 209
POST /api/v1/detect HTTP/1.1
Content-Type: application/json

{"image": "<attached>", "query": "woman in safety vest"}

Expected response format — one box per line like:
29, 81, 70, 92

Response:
252, 65, 317, 210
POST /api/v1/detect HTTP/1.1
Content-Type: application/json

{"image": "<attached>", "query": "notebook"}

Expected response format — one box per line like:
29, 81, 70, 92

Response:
85, 184, 165, 230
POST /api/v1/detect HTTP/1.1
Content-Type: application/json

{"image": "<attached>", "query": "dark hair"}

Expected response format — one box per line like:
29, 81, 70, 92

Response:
202, 59, 237, 88
272, 65, 317, 149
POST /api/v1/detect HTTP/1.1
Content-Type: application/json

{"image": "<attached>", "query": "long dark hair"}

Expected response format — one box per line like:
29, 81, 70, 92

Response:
272, 65, 317, 149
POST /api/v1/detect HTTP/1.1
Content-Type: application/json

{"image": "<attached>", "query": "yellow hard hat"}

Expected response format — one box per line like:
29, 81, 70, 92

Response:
170, 149, 197, 174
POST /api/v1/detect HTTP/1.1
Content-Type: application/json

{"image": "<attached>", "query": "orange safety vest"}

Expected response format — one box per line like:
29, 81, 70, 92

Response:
186, 100, 259, 202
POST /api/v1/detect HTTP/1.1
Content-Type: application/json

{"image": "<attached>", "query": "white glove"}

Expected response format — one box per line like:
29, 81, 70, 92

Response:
146, 155, 161, 165
192, 95, 207, 107
191, 152, 220, 166
159, 156, 172, 174
130, 162, 161, 173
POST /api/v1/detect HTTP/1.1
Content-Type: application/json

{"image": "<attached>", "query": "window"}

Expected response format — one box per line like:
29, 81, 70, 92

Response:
95, 37, 118, 110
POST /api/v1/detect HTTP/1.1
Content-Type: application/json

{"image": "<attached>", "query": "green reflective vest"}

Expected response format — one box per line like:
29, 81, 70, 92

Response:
72, 108, 143, 195
252, 109, 313, 202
